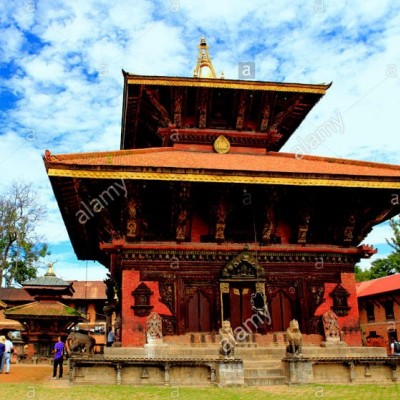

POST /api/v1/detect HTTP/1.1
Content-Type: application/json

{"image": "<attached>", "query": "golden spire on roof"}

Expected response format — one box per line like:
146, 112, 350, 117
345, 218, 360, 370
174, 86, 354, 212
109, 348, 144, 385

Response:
45, 262, 56, 277
193, 37, 217, 78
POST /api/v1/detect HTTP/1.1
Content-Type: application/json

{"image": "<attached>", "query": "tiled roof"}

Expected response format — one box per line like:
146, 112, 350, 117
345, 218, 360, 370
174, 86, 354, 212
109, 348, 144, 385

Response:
68, 281, 107, 300
4, 301, 85, 318
356, 274, 400, 298
0, 288, 33, 303
0, 282, 106, 303
45, 148, 400, 179
23, 275, 71, 287
0, 308, 23, 330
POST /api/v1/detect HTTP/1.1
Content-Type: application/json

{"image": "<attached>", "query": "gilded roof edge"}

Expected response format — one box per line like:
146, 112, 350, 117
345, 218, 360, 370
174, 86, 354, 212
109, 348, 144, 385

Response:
48, 168, 400, 189
125, 74, 331, 94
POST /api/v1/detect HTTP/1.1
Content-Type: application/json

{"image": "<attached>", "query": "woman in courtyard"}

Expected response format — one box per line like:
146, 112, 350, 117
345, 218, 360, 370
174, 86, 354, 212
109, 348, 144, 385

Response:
0, 336, 5, 372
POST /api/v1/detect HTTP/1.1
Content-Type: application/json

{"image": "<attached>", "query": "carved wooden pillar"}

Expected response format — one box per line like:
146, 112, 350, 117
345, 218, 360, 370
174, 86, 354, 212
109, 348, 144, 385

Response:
297, 212, 310, 244
220, 282, 230, 322
124, 182, 144, 242
173, 89, 183, 128
197, 88, 208, 129
215, 197, 227, 243
262, 189, 278, 244
175, 183, 191, 243
343, 214, 356, 244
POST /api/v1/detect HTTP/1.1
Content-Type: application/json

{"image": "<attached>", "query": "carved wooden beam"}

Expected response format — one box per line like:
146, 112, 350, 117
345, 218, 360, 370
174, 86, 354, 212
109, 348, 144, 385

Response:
259, 93, 271, 132
269, 95, 303, 133
173, 88, 183, 128
143, 87, 171, 127
197, 88, 209, 129
235, 91, 247, 131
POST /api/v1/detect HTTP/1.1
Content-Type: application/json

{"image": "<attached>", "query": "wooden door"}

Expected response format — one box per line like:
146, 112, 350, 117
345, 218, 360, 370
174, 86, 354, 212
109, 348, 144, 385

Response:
229, 284, 254, 330
187, 290, 211, 332
270, 290, 293, 331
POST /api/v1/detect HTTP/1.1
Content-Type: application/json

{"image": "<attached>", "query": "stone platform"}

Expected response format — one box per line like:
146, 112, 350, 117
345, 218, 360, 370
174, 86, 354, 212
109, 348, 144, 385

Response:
67, 344, 400, 386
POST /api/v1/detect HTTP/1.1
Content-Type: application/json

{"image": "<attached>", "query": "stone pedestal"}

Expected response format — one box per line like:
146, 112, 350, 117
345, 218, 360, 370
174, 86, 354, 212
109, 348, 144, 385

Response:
217, 361, 244, 387
144, 340, 168, 358
285, 358, 313, 385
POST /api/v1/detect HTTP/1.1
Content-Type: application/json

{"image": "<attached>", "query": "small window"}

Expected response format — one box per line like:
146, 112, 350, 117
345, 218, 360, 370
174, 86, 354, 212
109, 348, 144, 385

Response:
384, 301, 395, 320
366, 302, 375, 322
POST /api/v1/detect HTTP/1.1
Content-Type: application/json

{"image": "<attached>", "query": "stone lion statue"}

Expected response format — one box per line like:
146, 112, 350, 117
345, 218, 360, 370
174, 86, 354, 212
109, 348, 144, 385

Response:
286, 319, 302, 357
219, 320, 236, 359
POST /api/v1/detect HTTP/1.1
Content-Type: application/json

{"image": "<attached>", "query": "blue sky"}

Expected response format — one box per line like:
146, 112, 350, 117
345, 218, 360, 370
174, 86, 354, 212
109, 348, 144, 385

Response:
0, 0, 399, 281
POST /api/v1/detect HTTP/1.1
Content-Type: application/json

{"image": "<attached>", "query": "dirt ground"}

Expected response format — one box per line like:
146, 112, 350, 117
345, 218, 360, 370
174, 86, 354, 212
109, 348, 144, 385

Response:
0, 364, 57, 384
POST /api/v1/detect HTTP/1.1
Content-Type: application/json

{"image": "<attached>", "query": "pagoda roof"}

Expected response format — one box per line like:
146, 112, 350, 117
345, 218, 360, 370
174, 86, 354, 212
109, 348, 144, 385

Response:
120, 72, 331, 152
22, 275, 71, 287
22, 265, 75, 297
4, 300, 86, 320
45, 146, 400, 189
357, 274, 400, 298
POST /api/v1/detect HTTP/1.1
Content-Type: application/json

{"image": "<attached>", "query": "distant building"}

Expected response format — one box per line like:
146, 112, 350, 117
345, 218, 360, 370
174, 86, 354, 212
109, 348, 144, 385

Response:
357, 274, 400, 351
0, 278, 108, 356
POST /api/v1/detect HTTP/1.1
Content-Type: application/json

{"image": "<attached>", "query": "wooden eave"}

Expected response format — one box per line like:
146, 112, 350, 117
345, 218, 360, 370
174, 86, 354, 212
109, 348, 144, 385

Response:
120, 72, 331, 151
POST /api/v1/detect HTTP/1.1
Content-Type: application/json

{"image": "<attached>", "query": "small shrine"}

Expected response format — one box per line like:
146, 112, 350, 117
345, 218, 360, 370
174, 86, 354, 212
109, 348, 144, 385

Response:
4, 263, 85, 357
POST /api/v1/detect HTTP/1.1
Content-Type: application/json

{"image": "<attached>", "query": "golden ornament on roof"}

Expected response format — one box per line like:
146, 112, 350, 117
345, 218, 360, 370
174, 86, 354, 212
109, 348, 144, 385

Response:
214, 135, 231, 154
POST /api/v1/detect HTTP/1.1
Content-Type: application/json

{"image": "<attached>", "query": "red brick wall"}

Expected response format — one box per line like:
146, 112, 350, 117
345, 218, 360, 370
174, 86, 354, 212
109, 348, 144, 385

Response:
315, 272, 362, 346
121, 270, 172, 347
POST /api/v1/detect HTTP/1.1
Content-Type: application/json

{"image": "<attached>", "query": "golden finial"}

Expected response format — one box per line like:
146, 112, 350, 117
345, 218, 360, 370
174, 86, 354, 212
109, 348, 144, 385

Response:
193, 37, 217, 78
45, 262, 56, 277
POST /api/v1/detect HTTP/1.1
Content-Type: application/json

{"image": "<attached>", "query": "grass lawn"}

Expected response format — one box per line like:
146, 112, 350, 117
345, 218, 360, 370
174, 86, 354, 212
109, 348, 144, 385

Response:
2, 383, 400, 400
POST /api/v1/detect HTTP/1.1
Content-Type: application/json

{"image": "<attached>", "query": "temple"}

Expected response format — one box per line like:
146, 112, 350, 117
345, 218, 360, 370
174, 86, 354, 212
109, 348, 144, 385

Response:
44, 38, 400, 350
4, 264, 85, 356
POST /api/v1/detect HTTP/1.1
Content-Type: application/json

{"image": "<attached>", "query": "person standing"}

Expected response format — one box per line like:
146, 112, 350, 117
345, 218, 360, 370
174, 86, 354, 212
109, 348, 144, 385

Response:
1, 335, 14, 374
52, 336, 64, 379
390, 338, 400, 356
0, 336, 5, 373
106, 327, 115, 347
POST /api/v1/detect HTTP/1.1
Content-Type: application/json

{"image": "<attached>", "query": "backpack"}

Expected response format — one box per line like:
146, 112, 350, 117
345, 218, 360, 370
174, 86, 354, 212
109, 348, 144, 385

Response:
394, 341, 400, 353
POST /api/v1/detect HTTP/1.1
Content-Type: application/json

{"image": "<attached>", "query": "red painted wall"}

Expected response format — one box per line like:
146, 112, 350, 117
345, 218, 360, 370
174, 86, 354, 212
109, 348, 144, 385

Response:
315, 272, 361, 346
121, 270, 172, 347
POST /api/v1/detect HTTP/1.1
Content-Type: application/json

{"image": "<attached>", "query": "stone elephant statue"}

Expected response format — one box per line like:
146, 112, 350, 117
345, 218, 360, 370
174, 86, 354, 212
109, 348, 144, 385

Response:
65, 332, 96, 355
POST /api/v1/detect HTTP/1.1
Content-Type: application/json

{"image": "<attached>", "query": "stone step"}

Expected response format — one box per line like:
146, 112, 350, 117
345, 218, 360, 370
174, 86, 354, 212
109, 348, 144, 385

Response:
243, 360, 284, 368
236, 347, 286, 357
244, 376, 287, 386
105, 345, 287, 360
244, 367, 285, 378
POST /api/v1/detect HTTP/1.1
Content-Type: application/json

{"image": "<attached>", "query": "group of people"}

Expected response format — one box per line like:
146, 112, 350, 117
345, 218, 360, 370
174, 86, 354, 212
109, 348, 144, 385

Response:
0, 335, 14, 374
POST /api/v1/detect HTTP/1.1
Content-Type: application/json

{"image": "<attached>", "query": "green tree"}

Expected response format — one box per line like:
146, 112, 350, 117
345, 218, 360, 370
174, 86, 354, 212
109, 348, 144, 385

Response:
0, 181, 50, 287
355, 216, 400, 282
367, 252, 400, 279
387, 217, 400, 253
354, 264, 371, 282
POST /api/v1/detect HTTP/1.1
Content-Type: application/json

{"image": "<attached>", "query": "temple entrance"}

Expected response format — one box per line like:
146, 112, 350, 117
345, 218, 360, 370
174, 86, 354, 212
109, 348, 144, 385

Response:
187, 290, 211, 332
220, 249, 267, 333
228, 284, 254, 330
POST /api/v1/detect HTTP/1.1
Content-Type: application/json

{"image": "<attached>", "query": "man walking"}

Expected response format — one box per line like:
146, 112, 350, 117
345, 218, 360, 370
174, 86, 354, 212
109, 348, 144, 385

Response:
1, 335, 14, 374
53, 336, 64, 379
